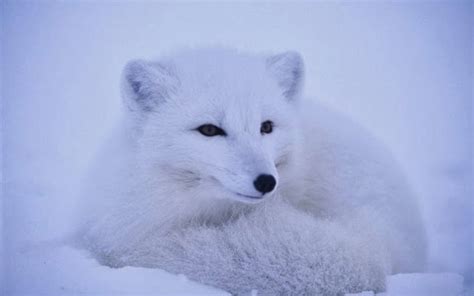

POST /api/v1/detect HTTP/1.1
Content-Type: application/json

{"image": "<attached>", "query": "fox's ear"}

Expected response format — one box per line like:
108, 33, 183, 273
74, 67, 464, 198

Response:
121, 59, 179, 112
266, 51, 304, 101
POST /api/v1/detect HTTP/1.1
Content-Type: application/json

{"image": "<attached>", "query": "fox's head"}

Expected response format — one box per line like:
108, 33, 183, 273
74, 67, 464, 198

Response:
121, 49, 303, 204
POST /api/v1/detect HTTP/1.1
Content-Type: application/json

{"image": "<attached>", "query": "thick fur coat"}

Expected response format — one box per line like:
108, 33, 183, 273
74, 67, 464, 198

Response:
77, 49, 426, 295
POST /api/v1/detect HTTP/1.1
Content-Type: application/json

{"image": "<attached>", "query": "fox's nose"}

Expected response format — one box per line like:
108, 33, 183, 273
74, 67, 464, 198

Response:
253, 174, 276, 194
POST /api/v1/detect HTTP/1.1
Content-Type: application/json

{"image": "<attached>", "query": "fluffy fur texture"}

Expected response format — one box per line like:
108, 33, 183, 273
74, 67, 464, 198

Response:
77, 48, 427, 295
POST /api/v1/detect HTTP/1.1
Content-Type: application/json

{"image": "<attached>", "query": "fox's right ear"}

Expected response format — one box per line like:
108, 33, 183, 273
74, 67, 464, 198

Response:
266, 51, 304, 102
121, 60, 179, 112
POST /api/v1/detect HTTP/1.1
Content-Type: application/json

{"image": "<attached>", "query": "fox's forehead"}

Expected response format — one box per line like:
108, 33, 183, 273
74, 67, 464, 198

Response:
168, 52, 285, 127
172, 85, 284, 131
177, 74, 281, 108
174, 54, 280, 103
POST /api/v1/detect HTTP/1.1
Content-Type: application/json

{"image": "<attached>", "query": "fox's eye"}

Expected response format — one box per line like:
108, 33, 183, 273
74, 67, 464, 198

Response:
260, 120, 273, 134
197, 124, 226, 137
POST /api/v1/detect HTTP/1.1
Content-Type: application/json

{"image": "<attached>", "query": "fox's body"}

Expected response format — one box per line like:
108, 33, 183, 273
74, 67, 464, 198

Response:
78, 49, 426, 295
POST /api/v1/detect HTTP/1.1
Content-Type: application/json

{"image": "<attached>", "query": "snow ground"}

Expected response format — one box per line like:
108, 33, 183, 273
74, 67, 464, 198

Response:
2, 1, 472, 295
5, 244, 468, 296
348, 273, 465, 296
8, 245, 229, 296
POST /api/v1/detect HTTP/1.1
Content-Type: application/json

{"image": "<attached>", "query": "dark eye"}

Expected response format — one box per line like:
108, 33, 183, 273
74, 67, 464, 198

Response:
197, 124, 226, 137
260, 120, 273, 134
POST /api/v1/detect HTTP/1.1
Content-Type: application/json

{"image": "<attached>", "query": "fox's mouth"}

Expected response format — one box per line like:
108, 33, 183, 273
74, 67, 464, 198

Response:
229, 191, 265, 204
210, 177, 265, 202
234, 191, 264, 200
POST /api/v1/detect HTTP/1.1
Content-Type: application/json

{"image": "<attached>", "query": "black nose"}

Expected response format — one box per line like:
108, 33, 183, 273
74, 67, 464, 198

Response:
253, 174, 276, 194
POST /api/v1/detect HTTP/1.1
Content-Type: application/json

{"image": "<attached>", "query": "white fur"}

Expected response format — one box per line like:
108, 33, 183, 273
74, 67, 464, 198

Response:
77, 48, 427, 295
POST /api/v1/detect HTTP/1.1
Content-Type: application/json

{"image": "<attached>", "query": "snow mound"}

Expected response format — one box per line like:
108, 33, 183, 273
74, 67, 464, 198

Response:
346, 273, 464, 296
385, 273, 464, 296
6, 245, 230, 296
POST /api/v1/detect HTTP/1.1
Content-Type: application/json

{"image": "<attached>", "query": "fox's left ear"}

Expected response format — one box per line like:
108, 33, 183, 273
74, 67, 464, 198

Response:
266, 51, 304, 102
121, 59, 179, 113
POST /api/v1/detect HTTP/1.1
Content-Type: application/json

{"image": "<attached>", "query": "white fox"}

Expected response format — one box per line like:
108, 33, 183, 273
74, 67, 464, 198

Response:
77, 48, 427, 295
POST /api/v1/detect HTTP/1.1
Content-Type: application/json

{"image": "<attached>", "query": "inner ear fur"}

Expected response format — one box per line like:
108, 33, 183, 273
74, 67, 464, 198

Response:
266, 51, 304, 101
121, 59, 179, 112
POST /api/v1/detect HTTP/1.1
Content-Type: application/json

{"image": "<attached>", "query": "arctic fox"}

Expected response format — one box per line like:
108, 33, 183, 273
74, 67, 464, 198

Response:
78, 48, 426, 295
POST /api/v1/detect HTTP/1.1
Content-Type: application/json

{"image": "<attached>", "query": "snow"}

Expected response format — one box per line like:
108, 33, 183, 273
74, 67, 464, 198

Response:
346, 273, 465, 296
385, 273, 464, 296
8, 245, 229, 296
1, 1, 472, 295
